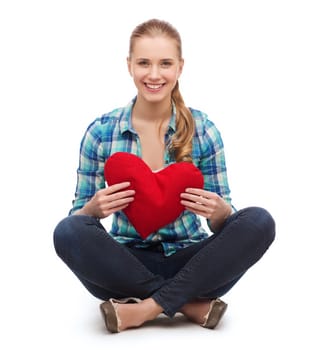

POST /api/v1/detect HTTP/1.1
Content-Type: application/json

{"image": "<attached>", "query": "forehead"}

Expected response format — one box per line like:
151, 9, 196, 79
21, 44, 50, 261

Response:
131, 36, 180, 59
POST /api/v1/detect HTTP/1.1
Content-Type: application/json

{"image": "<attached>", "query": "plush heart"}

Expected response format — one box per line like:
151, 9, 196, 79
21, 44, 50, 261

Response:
104, 152, 204, 239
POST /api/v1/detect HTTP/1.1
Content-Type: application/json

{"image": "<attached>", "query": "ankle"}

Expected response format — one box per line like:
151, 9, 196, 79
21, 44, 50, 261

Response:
181, 300, 211, 325
116, 298, 163, 331
140, 298, 163, 321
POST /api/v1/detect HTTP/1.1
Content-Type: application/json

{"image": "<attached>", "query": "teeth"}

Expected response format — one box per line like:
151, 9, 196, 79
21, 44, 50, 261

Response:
146, 84, 162, 89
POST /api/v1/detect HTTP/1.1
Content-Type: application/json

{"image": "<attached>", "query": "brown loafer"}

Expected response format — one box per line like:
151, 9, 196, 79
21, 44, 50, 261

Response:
100, 297, 140, 333
202, 298, 228, 329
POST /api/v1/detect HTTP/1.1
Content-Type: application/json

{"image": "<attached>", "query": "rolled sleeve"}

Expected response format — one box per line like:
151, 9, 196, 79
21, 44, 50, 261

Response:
194, 113, 233, 206
69, 121, 106, 214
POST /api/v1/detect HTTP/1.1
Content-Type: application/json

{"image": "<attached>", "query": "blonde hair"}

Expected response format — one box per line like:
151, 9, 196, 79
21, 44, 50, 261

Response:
129, 19, 194, 163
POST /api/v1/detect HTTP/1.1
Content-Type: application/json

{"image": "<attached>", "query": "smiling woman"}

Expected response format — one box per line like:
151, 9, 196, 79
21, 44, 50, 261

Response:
127, 36, 183, 101
53, 18, 275, 334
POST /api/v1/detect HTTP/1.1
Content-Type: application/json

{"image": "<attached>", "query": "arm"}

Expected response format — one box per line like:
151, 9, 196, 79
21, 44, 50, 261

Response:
70, 121, 134, 218
181, 116, 235, 232
69, 121, 106, 215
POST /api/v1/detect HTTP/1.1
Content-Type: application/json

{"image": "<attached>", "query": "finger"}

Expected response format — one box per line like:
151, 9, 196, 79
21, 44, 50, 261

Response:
181, 193, 209, 206
105, 182, 132, 194
106, 189, 135, 203
103, 203, 132, 217
181, 199, 206, 211
185, 188, 206, 196
182, 204, 210, 219
185, 188, 217, 200
106, 196, 134, 210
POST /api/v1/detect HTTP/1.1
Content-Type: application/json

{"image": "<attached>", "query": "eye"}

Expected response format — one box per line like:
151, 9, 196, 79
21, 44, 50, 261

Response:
137, 60, 149, 67
161, 60, 173, 67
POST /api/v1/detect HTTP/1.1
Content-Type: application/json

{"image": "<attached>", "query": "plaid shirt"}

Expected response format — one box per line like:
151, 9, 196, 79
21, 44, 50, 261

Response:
70, 98, 233, 256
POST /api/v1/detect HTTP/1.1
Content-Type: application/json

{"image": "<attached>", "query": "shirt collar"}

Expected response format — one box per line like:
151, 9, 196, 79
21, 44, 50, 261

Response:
119, 97, 176, 135
119, 98, 136, 134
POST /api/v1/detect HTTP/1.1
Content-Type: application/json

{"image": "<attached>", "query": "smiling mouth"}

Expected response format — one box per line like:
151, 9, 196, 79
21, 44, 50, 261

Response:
144, 83, 165, 90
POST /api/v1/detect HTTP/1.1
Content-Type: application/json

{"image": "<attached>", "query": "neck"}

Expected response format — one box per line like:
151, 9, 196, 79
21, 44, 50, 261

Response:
133, 96, 172, 123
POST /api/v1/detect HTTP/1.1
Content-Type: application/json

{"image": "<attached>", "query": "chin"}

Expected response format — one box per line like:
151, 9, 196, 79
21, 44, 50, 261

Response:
142, 92, 170, 104
145, 95, 165, 103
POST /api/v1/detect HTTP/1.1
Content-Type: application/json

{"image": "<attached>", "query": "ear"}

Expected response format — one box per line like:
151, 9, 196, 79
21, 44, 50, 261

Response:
177, 58, 184, 79
127, 57, 133, 76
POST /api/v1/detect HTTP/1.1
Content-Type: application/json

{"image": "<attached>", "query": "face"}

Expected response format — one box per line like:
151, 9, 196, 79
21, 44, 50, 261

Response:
127, 36, 184, 104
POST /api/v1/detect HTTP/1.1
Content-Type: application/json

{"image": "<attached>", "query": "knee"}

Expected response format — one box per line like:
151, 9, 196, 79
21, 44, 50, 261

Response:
53, 216, 74, 258
53, 215, 86, 258
249, 207, 276, 246
244, 206, 276, 247
53, 215, 103, 259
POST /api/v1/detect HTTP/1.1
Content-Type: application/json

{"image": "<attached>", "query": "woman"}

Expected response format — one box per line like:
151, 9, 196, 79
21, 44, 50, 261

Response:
53, 18, 275, 333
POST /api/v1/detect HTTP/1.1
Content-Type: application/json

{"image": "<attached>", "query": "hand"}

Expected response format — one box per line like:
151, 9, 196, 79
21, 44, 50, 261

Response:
180, 188, 232, 231
80, 182, 135, 219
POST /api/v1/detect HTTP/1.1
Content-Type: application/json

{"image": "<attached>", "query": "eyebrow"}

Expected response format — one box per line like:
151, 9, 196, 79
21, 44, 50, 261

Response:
135, 58, 175, 61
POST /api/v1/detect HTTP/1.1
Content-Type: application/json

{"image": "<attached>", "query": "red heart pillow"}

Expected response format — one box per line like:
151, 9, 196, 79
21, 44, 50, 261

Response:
104, 152, 204, 239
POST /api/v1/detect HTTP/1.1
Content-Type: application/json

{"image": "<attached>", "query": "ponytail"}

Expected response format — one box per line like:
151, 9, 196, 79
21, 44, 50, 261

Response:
170, 81, 194, 163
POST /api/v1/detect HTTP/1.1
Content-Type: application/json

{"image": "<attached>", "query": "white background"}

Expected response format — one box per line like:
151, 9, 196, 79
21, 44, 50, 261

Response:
1, 0, 318, 349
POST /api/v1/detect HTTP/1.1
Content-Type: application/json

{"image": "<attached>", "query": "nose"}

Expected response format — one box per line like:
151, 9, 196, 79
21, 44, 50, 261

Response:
148, 64, 160, 80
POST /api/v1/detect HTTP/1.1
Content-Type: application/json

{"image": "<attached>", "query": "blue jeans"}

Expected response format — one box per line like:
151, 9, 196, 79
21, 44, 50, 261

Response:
53, 207, 275, 317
